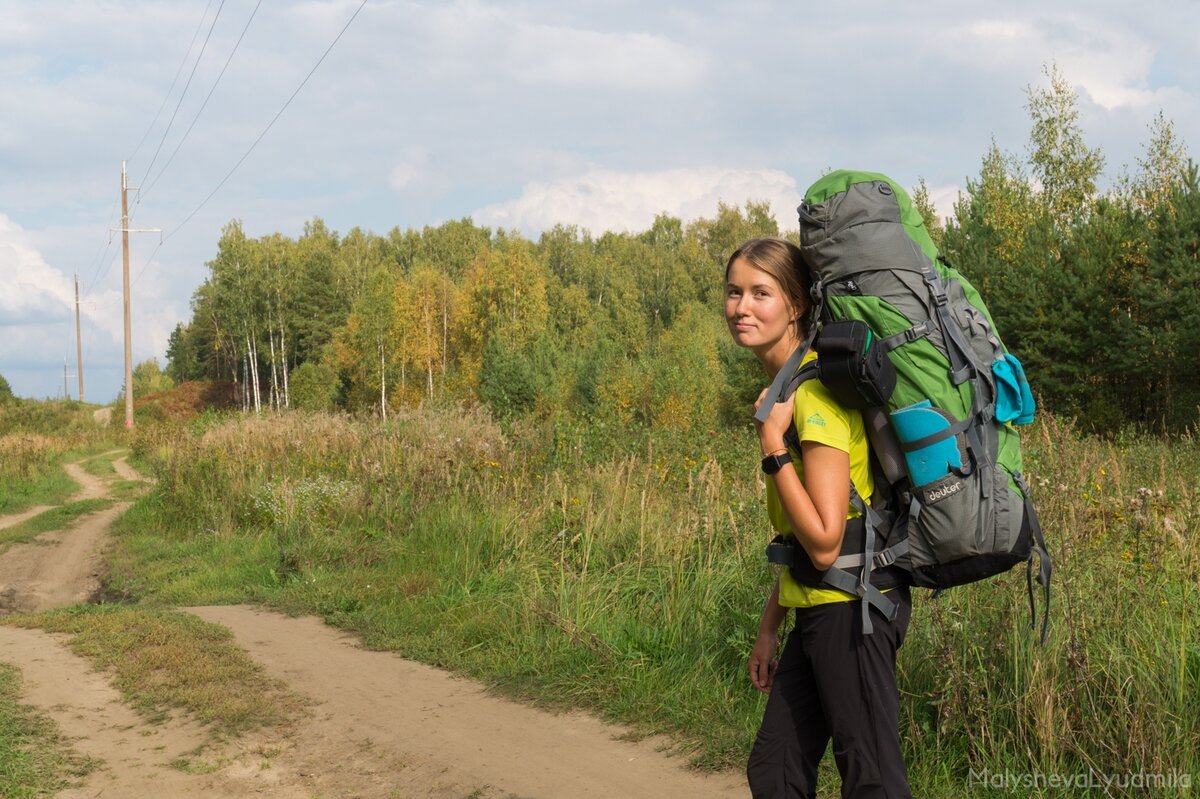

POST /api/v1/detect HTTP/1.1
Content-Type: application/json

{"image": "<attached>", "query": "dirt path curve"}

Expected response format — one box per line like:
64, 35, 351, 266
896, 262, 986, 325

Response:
0, 454, 112, 531
0, 452, 747, 798
110, 455, 146, 483
0, 503, 126, 614
188, 605, 746, 799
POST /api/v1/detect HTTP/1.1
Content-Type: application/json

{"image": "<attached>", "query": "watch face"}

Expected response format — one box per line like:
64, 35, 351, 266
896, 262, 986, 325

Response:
762, 452, 791, 475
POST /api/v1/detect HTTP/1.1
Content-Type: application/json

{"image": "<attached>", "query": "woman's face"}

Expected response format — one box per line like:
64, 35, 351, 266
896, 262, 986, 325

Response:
724, 257, 798, 356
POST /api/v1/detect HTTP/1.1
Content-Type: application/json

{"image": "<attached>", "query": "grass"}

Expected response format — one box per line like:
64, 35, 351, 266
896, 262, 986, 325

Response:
78, 452, 118, 479
0, 403, 1193, 797
0, 434, 80, 515
0, 499, 114, 550
101, 406, 1200, 797
0, 662, 95, 797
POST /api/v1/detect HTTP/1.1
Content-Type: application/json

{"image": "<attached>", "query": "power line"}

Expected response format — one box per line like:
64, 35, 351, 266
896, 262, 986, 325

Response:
164, 0, 369, 244
137, 0, 227, 195
81, 195, 121, 298
127, 0, 216, 166
80, 4, 215, 307
141, 0, 263, 202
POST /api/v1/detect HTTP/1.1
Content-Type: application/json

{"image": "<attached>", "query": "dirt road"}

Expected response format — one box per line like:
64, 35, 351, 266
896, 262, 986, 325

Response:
0, 454, 746, 798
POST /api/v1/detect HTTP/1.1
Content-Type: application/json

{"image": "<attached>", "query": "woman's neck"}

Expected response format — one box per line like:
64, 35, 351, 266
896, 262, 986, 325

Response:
757, 332, 804, 378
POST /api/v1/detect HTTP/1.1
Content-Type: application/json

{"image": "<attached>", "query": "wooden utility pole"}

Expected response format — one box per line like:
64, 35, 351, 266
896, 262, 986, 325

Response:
74, 273, 84, 402
116, 162, 159, 428
121, 162, 133, 428
63, 359, 69, 400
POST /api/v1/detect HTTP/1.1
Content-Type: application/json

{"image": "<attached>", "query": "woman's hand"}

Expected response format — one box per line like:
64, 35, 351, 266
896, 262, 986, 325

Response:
754, 387, 795, 456
748, 627, 779, 694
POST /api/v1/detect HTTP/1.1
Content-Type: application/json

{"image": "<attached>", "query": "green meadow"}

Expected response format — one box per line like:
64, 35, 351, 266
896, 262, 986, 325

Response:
83, 406, 1197, 798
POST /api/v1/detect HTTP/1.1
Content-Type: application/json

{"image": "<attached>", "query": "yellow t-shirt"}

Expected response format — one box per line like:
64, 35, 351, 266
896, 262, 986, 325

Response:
766, 350, 874, 608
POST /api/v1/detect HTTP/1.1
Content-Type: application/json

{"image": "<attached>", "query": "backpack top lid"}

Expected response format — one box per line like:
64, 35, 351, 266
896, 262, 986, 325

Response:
799, 170, 939, 282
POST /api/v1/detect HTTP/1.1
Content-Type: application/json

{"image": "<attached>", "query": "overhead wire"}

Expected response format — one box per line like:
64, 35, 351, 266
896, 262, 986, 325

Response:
140, 0, 264, 202
135, 0, 227, 203
84, 0, 217, 302
126, 0, 216, 166
162, 0, 370, 245
81, 194, 121, 297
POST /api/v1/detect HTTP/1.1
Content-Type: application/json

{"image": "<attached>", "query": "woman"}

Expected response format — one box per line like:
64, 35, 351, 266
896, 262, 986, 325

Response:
725, 237, 911, 799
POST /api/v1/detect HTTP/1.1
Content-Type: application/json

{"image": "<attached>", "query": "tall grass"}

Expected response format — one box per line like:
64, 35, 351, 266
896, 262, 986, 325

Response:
0, 434, 79, 514
114, 407, 1199, 796
0, 399, 124, 513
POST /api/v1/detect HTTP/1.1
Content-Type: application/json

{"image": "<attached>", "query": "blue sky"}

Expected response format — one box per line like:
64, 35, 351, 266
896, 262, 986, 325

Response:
1, 0, 1197, 403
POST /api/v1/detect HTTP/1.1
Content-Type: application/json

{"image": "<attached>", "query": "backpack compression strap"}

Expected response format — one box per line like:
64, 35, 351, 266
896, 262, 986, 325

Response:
817, 485, 903, 634
1014, 473, 1053, 644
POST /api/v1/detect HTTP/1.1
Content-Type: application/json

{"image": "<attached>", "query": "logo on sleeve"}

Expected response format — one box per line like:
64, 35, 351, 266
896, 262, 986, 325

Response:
806, 413, 827, 427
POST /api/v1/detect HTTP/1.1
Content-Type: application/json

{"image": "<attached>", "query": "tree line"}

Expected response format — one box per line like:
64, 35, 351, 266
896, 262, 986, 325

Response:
167, 66, 1198, 436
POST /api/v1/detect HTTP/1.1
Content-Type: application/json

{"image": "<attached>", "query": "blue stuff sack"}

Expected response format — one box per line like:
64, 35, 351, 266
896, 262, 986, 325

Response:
993, 354, 1036, 425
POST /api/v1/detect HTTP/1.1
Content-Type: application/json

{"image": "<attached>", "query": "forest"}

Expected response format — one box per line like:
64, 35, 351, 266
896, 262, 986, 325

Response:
165, 68, 1199, 437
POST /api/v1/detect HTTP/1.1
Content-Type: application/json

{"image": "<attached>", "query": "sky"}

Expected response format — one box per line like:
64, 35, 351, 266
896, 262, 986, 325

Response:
1, 0, 1197, 403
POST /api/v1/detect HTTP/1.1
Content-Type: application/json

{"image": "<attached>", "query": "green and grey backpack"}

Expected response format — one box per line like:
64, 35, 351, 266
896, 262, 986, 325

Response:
756, 169, 1051, 639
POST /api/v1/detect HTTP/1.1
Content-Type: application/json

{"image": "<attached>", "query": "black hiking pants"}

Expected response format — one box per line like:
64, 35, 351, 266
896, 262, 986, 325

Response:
746, 585, 912, 799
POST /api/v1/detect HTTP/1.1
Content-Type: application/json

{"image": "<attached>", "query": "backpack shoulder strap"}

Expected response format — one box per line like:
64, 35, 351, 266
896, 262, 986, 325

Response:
754, 324, 819, 425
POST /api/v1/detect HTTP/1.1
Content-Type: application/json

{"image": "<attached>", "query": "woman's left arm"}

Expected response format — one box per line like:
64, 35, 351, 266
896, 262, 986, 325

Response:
756, 390, 851, 572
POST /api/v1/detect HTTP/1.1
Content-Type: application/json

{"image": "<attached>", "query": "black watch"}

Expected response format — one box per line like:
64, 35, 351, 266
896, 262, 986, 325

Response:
761, 451, 792, 475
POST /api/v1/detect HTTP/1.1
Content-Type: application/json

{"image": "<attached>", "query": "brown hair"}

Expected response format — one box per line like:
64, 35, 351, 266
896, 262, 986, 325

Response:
725, 237, 813, 338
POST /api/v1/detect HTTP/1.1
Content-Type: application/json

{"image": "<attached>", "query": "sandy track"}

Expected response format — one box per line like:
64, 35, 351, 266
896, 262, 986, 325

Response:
0, 625, 281, 798
0, 502, 125, 614
0, 504, 55, 531
0, 452, 747, 798
188, 605, 745, 799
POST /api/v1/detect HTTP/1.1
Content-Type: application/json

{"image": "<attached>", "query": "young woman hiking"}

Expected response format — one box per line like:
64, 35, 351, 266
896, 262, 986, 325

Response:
725, 237, 911, 799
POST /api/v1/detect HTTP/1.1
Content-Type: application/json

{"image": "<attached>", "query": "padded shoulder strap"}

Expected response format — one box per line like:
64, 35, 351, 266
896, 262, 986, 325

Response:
754, 324, 819, 425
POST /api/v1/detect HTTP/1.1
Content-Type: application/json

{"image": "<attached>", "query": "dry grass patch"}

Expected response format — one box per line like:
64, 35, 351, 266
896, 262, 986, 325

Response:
0, 661, 96, 797
3, 607, 303, 737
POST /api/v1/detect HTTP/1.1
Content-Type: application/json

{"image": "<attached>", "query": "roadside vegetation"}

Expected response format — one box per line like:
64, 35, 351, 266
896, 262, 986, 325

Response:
99, 406, 1198, 797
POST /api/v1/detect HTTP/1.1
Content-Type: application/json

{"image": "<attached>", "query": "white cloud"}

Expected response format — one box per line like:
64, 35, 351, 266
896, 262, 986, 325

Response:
0, 214, 75, 325
950, 11, 1172, 112
419, 1, 707, 91
928, 184, 964, 225
473, 167, 803, 236
0, 214, 136, 398
507, 25, 706, 90
389, 147, 430, 190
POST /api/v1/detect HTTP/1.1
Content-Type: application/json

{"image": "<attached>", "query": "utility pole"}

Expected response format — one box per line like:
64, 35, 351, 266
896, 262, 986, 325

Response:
63, 358, 69, 400
74, 273, 84, 402
121, 162, 133, 427
115, 161, 160, 429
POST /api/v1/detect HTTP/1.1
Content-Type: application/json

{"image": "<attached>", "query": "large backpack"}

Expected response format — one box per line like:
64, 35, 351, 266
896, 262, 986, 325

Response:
756, 170, 1051, 639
